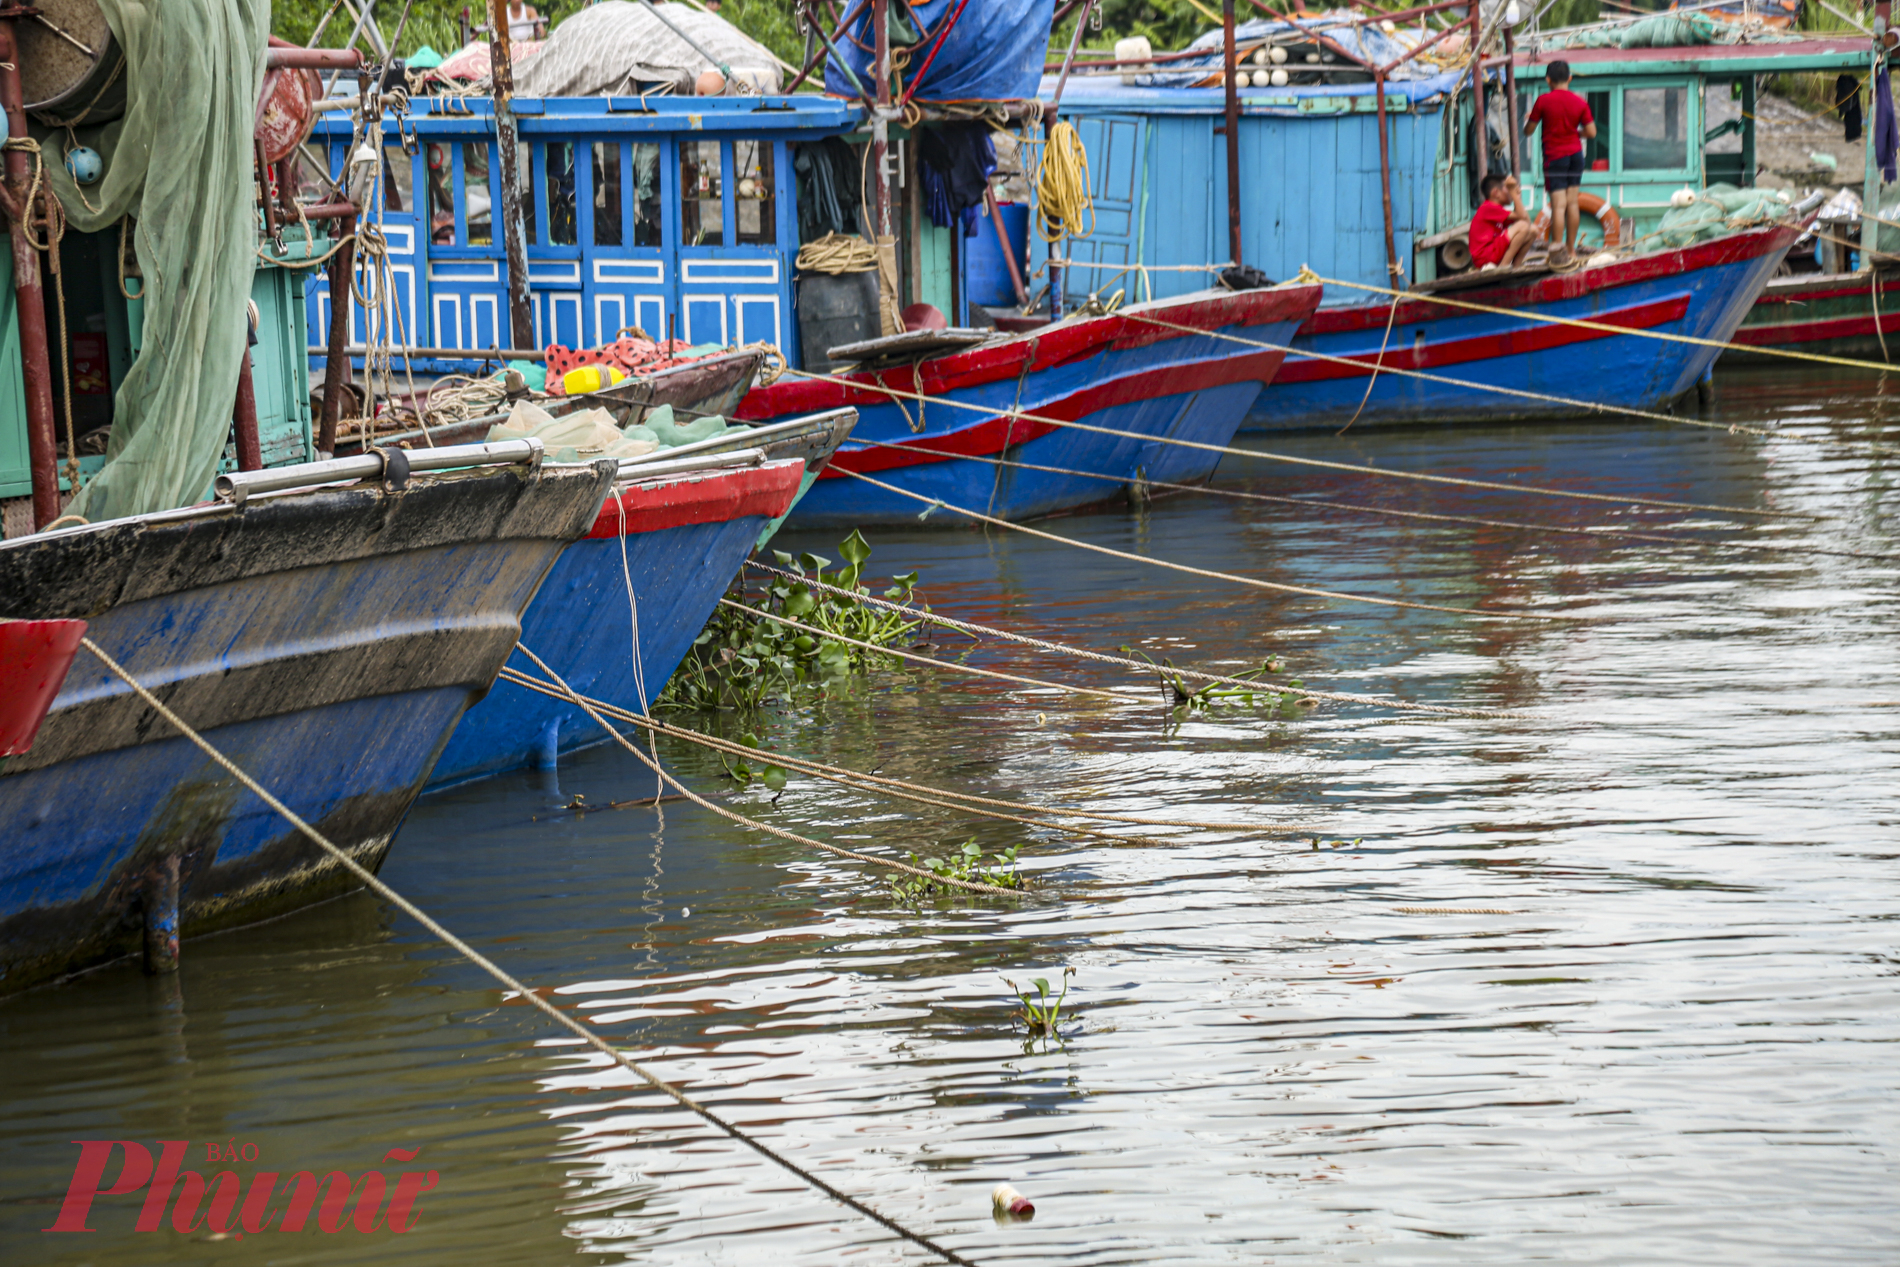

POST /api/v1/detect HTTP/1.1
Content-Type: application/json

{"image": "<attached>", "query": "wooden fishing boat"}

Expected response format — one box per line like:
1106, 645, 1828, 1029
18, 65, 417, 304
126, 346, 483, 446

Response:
0, 447, 616, 992
1253, 223, 1800, 429
1038, 18, 1862, 428
427, 408, 855, 787
734, 285, 1323, 526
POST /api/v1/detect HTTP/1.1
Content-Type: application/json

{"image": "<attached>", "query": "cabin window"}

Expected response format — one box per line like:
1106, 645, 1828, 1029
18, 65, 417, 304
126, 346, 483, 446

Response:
681, 140, 724, 246
1583, 90, 1611, 170
382, 146, 412, 212
633, 143, 661, 246
1622, 85, 1690, 171
547, 142, 578, 246
593, 142, 623, 246
426, 143, 454, 242
517, 141, 536, 242
1704, 80, 1744, 153
735, 139, 775, 246
463, 144, 494, 245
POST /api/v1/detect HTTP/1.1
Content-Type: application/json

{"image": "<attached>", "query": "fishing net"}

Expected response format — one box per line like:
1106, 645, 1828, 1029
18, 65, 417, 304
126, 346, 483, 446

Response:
1642, 183, 1792, 251
31, 0, 268, 523
1544, 11, 1800, 49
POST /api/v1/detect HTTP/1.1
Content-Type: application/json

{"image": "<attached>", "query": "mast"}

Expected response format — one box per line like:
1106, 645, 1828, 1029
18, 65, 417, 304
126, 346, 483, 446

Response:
490, 0, 535, 351
0, 24, 61, 529
1222, 0, 1243, 267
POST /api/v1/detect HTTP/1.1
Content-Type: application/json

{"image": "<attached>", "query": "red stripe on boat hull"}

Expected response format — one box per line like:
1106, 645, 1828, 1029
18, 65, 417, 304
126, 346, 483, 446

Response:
1275, 294, 1692, 384
586, 459, 806, 539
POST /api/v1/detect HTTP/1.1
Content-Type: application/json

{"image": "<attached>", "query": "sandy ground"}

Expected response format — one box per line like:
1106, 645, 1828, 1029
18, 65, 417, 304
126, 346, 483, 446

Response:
1752, 90, 1869, 191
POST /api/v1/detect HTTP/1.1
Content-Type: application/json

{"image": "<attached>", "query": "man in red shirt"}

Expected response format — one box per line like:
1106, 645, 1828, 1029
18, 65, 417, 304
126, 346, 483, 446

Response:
1524, 60, 1597, 268
1469, 172, 1532, 271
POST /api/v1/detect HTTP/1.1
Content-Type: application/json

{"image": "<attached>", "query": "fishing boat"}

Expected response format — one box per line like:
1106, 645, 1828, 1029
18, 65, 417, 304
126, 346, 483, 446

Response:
427, 408, 854, 787
0, 447, 617, 993
1033, 6, 1837, 429
734, 285, 1322, 525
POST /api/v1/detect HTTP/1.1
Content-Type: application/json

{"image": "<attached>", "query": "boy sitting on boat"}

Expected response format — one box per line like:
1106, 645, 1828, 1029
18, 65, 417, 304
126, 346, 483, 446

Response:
1523, 60, 1597, 269
1469, 173, 1533, 271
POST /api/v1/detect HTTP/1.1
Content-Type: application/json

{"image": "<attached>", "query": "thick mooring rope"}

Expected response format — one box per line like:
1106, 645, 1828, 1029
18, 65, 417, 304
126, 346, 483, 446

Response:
512, 644, 1033, 900
745, 562, 1537, 721
496, 665, 1316, 839
75, 637, 981, 1267
778, 365, 1810, 520
840, 469, 1580, 623
839, 436, 1890, 562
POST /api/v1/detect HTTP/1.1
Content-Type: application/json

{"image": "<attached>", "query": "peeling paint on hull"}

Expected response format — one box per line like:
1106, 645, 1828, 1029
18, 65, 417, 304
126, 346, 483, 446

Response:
0, 463, 616, 993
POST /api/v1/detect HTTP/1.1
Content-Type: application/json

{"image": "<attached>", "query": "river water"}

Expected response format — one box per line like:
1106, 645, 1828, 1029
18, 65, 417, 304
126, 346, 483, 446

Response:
4, 366, 1896, 1265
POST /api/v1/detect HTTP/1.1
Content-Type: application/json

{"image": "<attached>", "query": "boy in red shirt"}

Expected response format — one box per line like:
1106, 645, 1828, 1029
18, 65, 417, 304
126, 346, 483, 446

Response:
1524, 60, 1597, 267
1469, 172, 1531, 271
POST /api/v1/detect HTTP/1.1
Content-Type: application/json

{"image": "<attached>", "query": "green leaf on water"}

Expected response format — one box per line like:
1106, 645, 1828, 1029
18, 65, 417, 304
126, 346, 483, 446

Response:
839, 529, 872, 566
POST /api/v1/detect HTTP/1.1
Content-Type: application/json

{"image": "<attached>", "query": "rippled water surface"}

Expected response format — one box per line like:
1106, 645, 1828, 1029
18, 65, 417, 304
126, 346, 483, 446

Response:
4, 366, 1897, 1265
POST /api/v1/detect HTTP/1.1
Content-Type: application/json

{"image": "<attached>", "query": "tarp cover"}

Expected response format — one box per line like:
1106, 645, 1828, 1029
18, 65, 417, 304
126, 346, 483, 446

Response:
826, 0, 1055, 104
1542, 10, 1803, 48
1133, 10, 1450, 86
32, 0, 268, 522
515, 2, 782, 96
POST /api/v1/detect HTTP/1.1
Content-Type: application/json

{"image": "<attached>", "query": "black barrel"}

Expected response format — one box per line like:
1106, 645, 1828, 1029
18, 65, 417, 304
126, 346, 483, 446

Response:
797, 270, 880, 374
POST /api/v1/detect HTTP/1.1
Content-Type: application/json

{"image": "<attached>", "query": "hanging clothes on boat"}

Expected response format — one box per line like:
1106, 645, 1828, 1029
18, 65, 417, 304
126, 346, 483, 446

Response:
1838, 74, 1863, 144
916, 123, 996, 237
1876, 65, 1897, 184
32, 0, 270, 522
795, 137, 862, 243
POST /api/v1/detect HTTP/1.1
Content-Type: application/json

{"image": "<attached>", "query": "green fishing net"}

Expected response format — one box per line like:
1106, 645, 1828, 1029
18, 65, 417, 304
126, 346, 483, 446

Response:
32, 0, 268, 522
1545, 11, 1800, 50
1643, 183, 1792, 251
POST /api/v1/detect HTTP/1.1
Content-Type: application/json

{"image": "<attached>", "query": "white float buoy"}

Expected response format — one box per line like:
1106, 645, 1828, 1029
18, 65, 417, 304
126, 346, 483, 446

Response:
1269, 44, 1288, 63
1270, 68, 1290, 87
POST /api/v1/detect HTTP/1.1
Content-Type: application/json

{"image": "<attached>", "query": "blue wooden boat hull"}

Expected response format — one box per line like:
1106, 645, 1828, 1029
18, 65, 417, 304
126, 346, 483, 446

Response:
428, 458, 810, 787
1244, 226, 1799, 431
0, 464, 615, 993
737, 287, 1324, 525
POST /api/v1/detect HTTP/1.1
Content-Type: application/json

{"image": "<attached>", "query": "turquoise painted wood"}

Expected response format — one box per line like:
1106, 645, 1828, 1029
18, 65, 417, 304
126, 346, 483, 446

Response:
1038, 90, 1443, 301
0, 243, 25, 502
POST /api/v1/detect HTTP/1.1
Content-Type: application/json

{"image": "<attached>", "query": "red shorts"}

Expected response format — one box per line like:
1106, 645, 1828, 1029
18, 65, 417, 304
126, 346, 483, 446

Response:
1470, 233, 1511, 267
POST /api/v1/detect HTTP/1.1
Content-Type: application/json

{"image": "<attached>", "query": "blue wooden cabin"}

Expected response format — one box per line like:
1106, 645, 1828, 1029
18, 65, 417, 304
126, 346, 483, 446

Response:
310, 95, 860, 375
1029, 72, 1460, 304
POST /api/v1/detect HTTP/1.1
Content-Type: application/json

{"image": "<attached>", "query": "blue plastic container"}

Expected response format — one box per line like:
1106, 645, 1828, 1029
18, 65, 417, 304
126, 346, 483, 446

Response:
964, 201, 1029, 307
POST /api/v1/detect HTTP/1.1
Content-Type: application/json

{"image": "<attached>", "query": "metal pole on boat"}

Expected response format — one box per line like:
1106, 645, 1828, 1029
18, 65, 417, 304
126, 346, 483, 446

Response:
1470, 8, 1487, 189
1046, 0, 1094, 318
870, 0, 898, 332
489, 0, 536, 352
0, 28, 64, 530
1374, 69, 1401, 285
234, 349, 264, 472
319, 212, 357, 458
1222, 0, 1243, 267
1503, 26, 1521, 178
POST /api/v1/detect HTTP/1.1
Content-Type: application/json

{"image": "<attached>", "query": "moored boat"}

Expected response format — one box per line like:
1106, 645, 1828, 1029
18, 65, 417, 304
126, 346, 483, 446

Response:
735, 285, 1322, 525
0, 446, 616, 992
427, 409, 855, 787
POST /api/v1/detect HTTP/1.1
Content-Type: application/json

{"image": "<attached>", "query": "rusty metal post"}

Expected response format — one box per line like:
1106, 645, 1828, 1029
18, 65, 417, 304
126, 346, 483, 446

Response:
1222, 0, 1243, 266
871, 0, 892, 240
233, 349, 263, 471
1503, 26, 1521, 176
1046, 0, 1093, 318
142, 854, 181, 975
985, 189, 1030, 307
0, 26, 63, 529
1375, 69, 1401, 286
489, 0, 535, 350
1470, 10, 1488, 188
319, 213, 356, 457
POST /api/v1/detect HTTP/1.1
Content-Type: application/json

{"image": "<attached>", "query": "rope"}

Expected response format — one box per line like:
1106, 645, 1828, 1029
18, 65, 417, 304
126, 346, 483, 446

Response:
795, 231, 878, 274
837, 436, 1892, 562
717, 598, 1144, 701
512, 644, 1035, 900
779, 364, 1808, 519
496, 666, 1312, 840
1032, 120, 1093, 245
1392, 906, 1517, 914
1313, 271, 1900, 381
75, 637, 981, 1267
746, 562, 1539, 720
842, 469, 1580, 623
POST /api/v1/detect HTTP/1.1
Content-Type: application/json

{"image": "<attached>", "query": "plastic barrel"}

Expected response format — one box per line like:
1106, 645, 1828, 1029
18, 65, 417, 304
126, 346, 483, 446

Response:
963, 202, 1029, 308
796, 270, 881, 373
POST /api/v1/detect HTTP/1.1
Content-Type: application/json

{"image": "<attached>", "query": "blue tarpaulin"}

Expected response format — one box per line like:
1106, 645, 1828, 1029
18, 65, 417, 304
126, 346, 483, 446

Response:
826, 0, 1054, 104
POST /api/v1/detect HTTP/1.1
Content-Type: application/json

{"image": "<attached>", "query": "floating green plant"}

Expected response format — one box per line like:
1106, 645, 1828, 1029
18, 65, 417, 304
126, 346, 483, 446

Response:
1120, 647, 1313, 714
660, 531, 933, 712
1005, 966, 1075, 1040
890, 839, 1024, 903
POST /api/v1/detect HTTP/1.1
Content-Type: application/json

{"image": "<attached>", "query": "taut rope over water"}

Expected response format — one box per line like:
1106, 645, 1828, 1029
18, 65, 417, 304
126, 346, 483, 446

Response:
78, 637, 985, 1267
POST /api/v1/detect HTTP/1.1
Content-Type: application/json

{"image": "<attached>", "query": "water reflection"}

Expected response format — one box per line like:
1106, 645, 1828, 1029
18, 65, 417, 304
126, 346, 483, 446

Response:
2, 366, 1895, 1264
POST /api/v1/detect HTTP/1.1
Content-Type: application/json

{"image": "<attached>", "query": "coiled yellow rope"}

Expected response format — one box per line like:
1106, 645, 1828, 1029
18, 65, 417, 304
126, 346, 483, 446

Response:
1033, 120, 1093, 244
795, 231, 879, 275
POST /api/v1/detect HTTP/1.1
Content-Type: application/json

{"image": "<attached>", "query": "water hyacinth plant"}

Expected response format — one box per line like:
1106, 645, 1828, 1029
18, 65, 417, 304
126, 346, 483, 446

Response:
659, 531, 933, 712
889, 839, 1025, 904
1004, 966, 1076, 1041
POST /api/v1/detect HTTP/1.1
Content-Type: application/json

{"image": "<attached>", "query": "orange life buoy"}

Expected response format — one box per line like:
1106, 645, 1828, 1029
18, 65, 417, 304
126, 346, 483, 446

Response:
1532, 191, 1622, 248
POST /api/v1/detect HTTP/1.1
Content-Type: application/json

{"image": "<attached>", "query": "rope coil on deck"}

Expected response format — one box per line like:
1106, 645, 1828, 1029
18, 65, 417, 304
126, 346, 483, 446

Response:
74, 637, 983, 1267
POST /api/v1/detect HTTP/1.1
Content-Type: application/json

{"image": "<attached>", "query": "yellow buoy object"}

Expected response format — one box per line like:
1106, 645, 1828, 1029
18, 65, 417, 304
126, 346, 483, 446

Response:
562, 364, 627, 395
